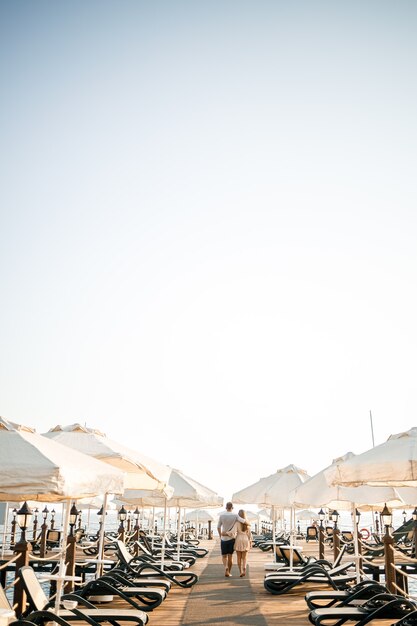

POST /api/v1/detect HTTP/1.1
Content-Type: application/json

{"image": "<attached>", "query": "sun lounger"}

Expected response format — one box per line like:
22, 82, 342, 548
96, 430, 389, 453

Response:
116, 540, 199, 588
276, 543, 350, 572
305, 581, 388, 610
306, 526, 319, 542
264, 562, 356, 595
73, 571, 167, 611
309, 594, 417, 626
20, 566, 149, 626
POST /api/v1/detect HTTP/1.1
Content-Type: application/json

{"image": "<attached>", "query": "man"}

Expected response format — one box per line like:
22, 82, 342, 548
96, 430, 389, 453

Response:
217, 502, 246, 577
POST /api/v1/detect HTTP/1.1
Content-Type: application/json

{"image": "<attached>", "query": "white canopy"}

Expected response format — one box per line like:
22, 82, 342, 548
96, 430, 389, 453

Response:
121, 467, 223, 508
291, 452, 403, 510
44, 423, 171, 492
0, 427, 124, 501
233, 464, 310, 507
326, 428, 417, 488
185, 509, 216, 523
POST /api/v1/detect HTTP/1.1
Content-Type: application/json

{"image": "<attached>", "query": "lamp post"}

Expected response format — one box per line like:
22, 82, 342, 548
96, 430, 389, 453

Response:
412, 507, 417, 559
118, 505, 127, 542
352, 507, 362, 574
133, 507, 140, 556
403, 510, 407, 525
32, 508, 39, 542
10, 509, 17, 547
78, 509, 82, 530
40, 506, 49, 558
13, 502, 33, 616
381, 503, 395, 593
50, 509, 56, 530
65, 503, 79, 593
318, 508, 325, 560
331, 509, 340, 562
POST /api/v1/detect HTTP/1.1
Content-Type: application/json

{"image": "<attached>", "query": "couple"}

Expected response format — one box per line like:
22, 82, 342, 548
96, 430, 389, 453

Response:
217, 501, 252, 578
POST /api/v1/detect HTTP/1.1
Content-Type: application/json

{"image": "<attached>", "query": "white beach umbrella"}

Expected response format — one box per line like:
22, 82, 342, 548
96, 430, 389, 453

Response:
291, 452, 403, 511
44, 423, 171, 491
185, 509, 216, 523
296, 509, 318, 521
122, 467, 223, 508
0, 418, 125, 611
233, 464, 310, 553
326, 427, 417, 488
44, 423, 172, 571
233, 464, 310, 508
0, 425, 124, 501
122, 467, 223, 561
257, 508, 271, 519
292, 452, 405, 583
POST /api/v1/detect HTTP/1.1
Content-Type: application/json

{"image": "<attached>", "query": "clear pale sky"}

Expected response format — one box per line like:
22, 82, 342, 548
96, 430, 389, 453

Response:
1, 0, 417, 501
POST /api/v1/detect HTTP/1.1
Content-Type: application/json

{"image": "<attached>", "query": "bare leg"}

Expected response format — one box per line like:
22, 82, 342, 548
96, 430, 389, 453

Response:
222, 554, 229, 576
236, 551, 242, 574
227, 553, 233, 574
241, 551, 248, 575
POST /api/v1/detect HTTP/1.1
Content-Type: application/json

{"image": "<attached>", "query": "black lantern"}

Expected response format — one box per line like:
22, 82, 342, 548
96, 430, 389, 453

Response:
17, 501, 33, 541
118, 505, 127, 526
69, 503, 78, 535
352, 508, 361, 526
381, 503, 392, 530
318, 509, 325, 527
331, 509, 339, 526
412, 507, 417, 522
42, 506, 49, 521
403, 510, 407, 524
134, 507, 140, 527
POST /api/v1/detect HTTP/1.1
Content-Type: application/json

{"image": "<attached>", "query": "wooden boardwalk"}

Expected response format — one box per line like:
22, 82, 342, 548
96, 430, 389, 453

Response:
145, 539, 328, 626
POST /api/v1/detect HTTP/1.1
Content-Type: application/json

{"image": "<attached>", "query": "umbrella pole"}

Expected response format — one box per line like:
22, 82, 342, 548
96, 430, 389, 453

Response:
177, 506, 181, 561
151, 507, 155, 550
55, 499, 71, 613
96, 492, 108, 578
1, 502, 9, 558
161, 498, 167, 571
352, 502, 361, 583
289, 507, 294, 571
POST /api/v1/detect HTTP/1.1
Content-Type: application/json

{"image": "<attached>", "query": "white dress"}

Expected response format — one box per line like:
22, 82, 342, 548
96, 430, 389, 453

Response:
234, 521, 252, 551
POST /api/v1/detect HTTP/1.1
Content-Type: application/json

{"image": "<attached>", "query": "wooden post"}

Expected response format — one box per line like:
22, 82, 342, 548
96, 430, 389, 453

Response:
208, 520, 213, 540
133, 524, 140, 557
319, 524, 325, 560
32, 512, 38, 543
13, 537, 31, 616
40, 522, 48, 558
65, 534, 77, 593
383, 529, 395, 593
333, 526, 340, 563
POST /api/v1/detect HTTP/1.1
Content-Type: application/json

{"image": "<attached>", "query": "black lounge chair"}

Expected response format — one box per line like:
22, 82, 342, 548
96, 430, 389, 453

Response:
277, 543, 350, 572
305, 581, 388, 610
309, 593, 416, 626
116, 539, 198, 588
306, 526, 319, 542
264, 562, 356, 595
162, 535, 208, 558
20, 566, 149, 626
72, 570, 167, 612
394, 610, 417, 626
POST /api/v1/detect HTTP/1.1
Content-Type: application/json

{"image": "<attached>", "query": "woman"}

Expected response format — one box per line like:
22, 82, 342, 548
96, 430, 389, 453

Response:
234, 509, 252, 577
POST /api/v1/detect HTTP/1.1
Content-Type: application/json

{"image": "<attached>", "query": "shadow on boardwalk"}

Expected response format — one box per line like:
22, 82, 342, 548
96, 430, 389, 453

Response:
181, 549, 269, 626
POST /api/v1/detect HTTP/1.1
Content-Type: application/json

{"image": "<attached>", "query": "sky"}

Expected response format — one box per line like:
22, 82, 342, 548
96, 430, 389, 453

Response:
1, 0, 417, 503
